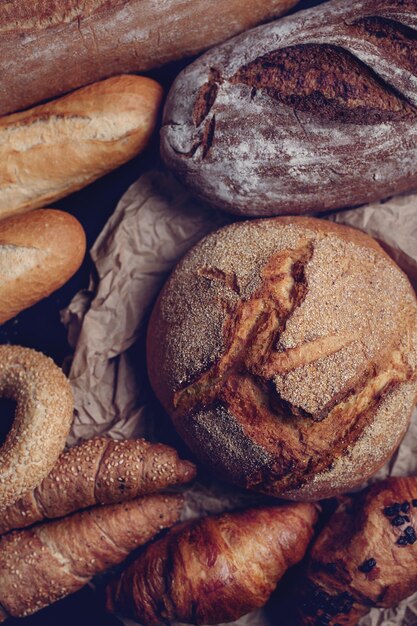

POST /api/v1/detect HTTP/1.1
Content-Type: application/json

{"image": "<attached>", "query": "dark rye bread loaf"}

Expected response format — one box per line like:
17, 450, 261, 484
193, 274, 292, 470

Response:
161, 0, 417, 216
0, 0, 299, 116
147, 217, 417, 500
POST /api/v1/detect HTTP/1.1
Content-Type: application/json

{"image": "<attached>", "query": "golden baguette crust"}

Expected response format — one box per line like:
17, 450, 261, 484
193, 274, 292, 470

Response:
0, 209, 86, 324
0, 494, 183, 620
294, 477, 417, 625
0, 0, 299, 115
0, 75, 163, 219
106, 502, 318, 625
0, 345, 73, 509
147, 217, 417, 500
0, 437, 196, 534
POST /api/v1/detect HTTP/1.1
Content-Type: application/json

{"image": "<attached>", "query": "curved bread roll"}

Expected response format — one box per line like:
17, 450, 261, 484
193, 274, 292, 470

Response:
161, 0, 417, 216
106, 502, 318, 625
0, 209, 86, 324
294, 477, 417, 625
0, 75, 163, 219
0, 437, 196, 534
0, 0, 298, 116
147, 217, 417, 500
0, 494, 183, 621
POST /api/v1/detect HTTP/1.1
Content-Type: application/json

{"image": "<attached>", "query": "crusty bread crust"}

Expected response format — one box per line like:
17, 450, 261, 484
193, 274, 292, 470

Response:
147, 217, 417, 500
0, 209, 86, 324
161, 0, 417, 216
0, 0, 299, 116
0, 75, 162, 219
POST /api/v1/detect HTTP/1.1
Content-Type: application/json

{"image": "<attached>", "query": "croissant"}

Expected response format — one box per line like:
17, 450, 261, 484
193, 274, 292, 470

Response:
0, 437, 196, 534
0, 493, 183, 621
293, 477, 417, 625
106, 502, 318, 625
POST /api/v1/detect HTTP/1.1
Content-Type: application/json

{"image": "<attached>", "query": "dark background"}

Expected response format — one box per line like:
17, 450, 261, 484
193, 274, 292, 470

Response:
2, 1, 329, 625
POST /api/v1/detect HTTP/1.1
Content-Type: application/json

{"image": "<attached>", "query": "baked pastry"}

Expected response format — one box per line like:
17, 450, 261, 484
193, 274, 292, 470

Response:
293, 477, 417, 625
0, 209, 86, 324
0, 494, 183, 620
0, 0, 299, 116
0, 345, 73, 509
0, 437, 196, 534
161, 0, 417, 216
106, 502, 318, 625
147, 217, 417, 500
0, 75, 162, 220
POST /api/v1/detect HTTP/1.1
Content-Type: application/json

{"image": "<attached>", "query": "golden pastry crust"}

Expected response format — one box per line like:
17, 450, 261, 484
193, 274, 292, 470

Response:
106, 502, 318, 625
0, 437, 196, 534
147, 217, 417, 500
294, 477, 417, 625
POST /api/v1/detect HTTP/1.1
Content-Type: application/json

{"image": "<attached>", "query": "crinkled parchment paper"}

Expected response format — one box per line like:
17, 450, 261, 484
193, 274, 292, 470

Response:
62, 169, 417, 626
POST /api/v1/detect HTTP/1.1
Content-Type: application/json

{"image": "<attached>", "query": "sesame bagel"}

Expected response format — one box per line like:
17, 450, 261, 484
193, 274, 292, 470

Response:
147, 217, 417, 500
0, 345, 73, 509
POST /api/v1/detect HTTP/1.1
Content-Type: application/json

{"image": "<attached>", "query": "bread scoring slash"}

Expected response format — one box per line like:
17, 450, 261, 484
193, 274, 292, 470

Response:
147, 217, 417, 500
161, 0, 417, 216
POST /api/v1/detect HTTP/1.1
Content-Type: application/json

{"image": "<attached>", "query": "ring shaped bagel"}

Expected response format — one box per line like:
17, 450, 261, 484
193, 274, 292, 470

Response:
0, 345, 73, 509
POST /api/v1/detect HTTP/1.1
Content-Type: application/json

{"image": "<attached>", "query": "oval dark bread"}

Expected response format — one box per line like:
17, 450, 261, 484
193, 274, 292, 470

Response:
147, 217, 417, 500
161, 0, 417, 216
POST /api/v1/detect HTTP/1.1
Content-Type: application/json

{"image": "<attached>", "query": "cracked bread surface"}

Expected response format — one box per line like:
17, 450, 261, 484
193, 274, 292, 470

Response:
161, 0, 417, 216
147, 217, 417, 500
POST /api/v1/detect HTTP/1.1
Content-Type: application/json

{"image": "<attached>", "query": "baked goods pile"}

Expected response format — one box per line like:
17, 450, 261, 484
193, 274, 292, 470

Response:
0, 1, 416, 625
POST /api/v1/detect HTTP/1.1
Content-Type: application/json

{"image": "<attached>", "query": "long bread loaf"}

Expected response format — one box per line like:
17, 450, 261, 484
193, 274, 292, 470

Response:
0, 0, 299, 116
0, 75, 162, 219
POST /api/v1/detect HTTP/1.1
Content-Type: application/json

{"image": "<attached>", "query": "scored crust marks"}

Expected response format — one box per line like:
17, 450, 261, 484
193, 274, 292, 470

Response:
352, 16, 417, 76
230, 43, 415, 124
172, 236, 415, 492
191, 15, 417, 138
173, 243, 313, 417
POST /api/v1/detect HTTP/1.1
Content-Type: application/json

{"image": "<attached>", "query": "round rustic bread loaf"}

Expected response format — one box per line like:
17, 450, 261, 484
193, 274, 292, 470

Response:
147, 217, 417, 500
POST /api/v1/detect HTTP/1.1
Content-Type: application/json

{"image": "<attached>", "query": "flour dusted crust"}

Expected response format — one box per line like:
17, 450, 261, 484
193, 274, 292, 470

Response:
147, 217, 417, 500
161, 0, 417, 216
0, 0, 299, 116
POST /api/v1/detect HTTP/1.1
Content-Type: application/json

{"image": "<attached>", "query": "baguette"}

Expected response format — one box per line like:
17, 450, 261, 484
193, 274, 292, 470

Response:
0, 0, 299, 116
0, 494, 183, 620
161, 0, 417, 216
0, 75, 163, 219
0, 209, 86, 324
0, 437, 196, 534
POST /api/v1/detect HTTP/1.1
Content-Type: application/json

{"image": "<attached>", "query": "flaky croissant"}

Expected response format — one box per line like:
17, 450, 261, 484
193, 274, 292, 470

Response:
106, 502, 318, 625
0, 437, 196, 534
0, 493, 183, 620
293, 477, 417, 625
